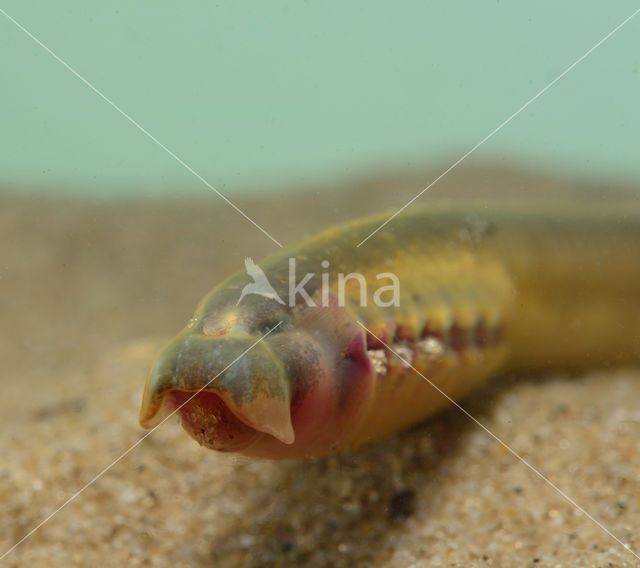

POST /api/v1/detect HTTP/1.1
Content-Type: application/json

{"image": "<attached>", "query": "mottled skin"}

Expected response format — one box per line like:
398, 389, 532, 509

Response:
139, 202, 640, 459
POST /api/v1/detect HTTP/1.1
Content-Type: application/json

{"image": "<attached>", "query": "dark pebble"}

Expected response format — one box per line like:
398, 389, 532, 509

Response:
387, 489, 416, 520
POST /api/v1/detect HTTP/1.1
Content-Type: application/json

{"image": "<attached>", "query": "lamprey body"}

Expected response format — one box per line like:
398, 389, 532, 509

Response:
139, 202, 640, 459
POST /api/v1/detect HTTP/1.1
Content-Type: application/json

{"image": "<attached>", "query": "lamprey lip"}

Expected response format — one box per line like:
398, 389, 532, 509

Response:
139, 331, 295, 448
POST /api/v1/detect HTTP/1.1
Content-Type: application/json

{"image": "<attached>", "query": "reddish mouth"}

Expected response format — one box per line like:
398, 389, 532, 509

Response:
168, 390, 263, 452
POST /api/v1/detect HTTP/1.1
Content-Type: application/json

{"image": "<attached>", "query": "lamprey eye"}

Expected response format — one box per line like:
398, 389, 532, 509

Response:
258, 319, 287, 335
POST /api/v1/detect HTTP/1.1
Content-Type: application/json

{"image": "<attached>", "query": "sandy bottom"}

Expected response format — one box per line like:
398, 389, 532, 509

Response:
1, 166, 639, 567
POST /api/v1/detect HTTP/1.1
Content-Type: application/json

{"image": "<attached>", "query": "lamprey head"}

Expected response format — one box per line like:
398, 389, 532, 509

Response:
139, 329, 295, 452
139, 288, 377, 459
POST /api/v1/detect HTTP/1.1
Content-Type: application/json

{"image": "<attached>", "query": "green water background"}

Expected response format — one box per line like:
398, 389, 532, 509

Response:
1, 2, 639, 197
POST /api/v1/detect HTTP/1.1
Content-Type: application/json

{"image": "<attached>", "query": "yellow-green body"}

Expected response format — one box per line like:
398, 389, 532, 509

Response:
333, 204, 640, 448
140, 202, 640, 458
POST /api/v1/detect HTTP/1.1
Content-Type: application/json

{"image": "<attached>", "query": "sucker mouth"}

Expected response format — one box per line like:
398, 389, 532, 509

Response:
166, 390, 264, 452
138, 328, 296, 448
